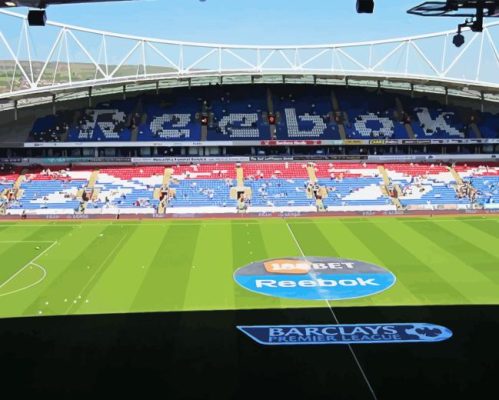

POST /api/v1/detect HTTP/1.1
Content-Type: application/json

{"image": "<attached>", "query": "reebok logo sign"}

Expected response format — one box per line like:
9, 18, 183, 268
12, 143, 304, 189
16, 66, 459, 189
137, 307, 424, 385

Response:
234, 257, 396, 301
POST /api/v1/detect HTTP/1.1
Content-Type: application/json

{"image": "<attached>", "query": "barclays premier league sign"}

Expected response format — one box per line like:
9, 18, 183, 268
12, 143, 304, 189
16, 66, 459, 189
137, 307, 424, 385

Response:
234, 257, 396, 300
238, 323, 453, 346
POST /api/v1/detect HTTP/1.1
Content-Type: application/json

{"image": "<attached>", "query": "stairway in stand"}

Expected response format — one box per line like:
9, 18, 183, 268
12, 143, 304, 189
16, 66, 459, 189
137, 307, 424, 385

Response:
155, 167, 175, 214
378, 165, 402, 209
77, 169, 100, 212
449, 166, 463, 185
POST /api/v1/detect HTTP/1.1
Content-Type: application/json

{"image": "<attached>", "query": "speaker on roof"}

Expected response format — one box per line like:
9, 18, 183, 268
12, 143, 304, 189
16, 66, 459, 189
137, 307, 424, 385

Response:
28, 9, 47, 26
356, 0, 374, 13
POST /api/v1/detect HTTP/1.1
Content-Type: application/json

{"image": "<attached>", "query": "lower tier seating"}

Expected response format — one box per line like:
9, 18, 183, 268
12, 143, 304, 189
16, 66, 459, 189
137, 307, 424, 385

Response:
1, 162, 497, 214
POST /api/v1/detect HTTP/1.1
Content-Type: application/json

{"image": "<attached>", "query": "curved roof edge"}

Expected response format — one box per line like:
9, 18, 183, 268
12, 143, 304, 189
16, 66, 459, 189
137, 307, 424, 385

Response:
2, 73, 497, 114
0, 9, 498, 108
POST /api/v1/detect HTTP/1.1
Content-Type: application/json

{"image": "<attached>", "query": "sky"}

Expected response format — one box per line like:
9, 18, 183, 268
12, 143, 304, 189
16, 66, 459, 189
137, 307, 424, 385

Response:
1, 0, 496, 86
9, 0, 464, 45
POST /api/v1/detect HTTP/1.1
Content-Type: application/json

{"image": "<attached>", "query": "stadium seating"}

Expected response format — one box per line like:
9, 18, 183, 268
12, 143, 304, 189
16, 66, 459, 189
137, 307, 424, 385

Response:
138, 94, 201, 141
273, 86, 339, 140
67, 100, 136, 142
205, 86, 269, 140
337, 88, 406, 139
27, 85, 499, 142
385, 163, 471, 208
453, 164, 499, 206
2, 162, 495, 215
6, 170, 88, 211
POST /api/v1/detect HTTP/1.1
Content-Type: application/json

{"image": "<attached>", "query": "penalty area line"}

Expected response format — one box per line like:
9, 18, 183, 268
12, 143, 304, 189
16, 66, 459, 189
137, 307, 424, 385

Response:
0, 241, 57, 297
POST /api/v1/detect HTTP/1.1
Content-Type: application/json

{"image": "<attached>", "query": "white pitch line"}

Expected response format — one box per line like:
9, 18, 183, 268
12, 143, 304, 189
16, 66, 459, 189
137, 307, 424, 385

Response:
0, 263, 47, 297
0, 241, 57, 295
285, 221, 378, 400
0, 216, 496, 228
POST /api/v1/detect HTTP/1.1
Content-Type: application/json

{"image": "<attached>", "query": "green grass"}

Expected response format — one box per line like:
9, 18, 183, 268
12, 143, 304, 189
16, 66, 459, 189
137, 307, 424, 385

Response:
0, 215, 498, 319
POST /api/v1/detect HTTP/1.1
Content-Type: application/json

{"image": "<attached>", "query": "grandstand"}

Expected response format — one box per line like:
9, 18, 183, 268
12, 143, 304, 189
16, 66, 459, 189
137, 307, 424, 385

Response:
21, 85, 499, 145
1, 162, 497, 215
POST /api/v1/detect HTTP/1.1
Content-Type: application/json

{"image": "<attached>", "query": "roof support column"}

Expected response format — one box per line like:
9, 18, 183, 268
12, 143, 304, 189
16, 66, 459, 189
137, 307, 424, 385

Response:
88, 87, 92, 107
14, 99, 18, 121
52, 94, 56, 115
445, 87, 448, 105
123, 84, 126, 100
480, 91, 484, 113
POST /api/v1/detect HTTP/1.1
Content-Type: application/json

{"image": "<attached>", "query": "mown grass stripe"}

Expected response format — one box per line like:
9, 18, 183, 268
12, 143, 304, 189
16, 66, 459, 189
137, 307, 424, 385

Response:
343, 219, 470, 304
438, 219, 499, 257
287, 219, 341, 257
130, 223, 201, 312
404, 219, 499, 285
183, 222, 236, 310
381, 220, 498, 303
460, 218, 499, 240
231, 220, 284, 310
76, 223, 171, 314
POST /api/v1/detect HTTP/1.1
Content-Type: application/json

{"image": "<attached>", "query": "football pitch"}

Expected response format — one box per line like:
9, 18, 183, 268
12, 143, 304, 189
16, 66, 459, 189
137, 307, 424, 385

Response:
0, 215, 498, 319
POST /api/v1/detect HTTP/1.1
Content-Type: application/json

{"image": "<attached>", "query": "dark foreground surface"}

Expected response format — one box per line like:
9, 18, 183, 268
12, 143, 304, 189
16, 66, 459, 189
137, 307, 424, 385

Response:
1, 305, 497, 399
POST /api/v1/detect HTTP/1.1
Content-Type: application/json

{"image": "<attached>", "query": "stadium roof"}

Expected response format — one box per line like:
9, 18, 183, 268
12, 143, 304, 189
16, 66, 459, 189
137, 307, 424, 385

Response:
0, 8, 499, 110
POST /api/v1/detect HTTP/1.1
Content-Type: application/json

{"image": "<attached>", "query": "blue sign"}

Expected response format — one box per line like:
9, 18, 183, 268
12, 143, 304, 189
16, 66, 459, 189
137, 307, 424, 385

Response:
234, 257, 396, 300
238, 323, 453, 345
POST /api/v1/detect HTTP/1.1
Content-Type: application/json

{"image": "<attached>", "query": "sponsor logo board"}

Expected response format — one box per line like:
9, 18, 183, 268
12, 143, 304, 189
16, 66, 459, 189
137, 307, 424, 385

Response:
234, 257, 396, 300
238, 323, 453, 345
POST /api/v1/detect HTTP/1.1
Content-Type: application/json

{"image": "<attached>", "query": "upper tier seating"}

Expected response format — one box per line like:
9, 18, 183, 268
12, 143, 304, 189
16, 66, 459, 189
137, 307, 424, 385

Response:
205, 86, 268, 140
273, 86, 338, 140
28, 85, 499, 142
138, 94, 201, 141
67, 100, 135, 141
337, 88, 406, 139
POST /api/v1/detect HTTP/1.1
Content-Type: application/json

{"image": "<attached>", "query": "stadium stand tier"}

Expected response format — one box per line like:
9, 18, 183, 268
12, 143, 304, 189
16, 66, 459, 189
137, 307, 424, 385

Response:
1, 162, 497, 215
26, 85, 499, 143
